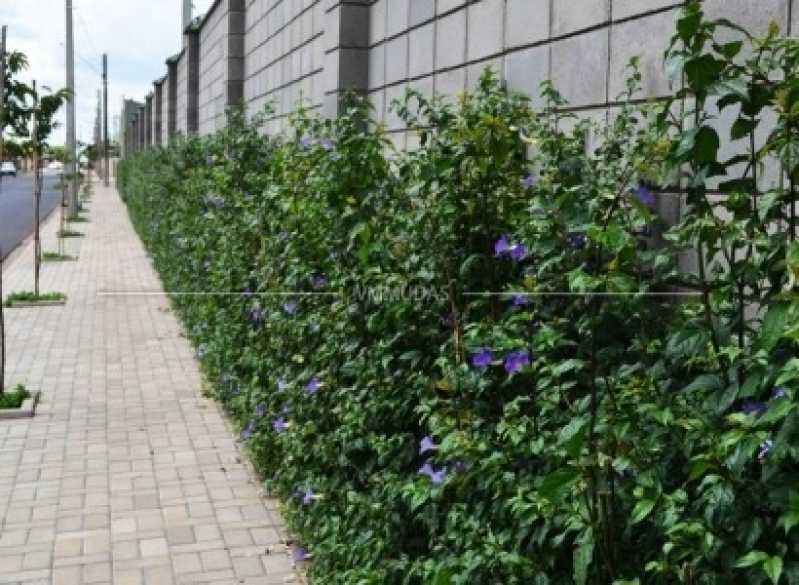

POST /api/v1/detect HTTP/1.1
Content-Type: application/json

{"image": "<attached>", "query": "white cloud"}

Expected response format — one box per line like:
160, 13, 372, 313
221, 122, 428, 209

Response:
0, 0, 216, 145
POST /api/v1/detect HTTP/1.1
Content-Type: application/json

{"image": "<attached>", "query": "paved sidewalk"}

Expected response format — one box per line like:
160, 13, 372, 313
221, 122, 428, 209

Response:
0, 180, 299, 585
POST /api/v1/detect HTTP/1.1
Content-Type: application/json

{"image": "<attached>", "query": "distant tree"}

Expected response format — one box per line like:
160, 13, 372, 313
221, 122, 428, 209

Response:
47, 144, 66, 162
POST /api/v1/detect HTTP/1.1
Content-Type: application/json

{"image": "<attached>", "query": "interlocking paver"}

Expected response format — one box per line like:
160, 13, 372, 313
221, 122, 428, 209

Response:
0, 179, 299, 583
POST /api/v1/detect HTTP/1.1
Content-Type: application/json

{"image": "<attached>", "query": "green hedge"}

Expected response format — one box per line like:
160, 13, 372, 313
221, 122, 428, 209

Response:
120, 6, 799, 583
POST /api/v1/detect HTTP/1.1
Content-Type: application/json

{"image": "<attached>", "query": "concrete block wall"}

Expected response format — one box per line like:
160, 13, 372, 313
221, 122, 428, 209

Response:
176, 49, 189, 135
199, 0, 246, 135
157, 75, 170, 145
125, 0, 796, 154
244, 0, 326, 135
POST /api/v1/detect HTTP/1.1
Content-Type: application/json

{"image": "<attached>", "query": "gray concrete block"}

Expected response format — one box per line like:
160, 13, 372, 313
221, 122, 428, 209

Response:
385, 34, 409, 84
793, 0, 799, 34
386, 0, 410, 37
553, 0, 610, 36
609, 8, 677, 100
467, 0, 505, 61
409, 22, 435, 78
613, 0, 675, 20
437, 0, 467, 15
409, 0, 435, 26
506, 0, 550, 48
370, 0, 387, 44
551, 28, 609, 107
504, 46, 550, 108
435, 67, 466, 101
435, 9, 466, 70
369, 43, 385, 89
703, 0, 789, 37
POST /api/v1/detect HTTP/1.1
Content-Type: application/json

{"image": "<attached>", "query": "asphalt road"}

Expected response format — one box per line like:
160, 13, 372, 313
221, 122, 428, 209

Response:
0, 172, 62, 260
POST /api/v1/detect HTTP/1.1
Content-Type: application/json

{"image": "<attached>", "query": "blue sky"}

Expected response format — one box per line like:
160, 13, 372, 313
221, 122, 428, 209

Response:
0, 0, 214, 146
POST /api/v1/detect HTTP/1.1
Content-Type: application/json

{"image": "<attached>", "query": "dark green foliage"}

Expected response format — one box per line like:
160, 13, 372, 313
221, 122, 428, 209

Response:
3, 291, 66, 307
119, 5, 799, 583
0, 384, 30, 409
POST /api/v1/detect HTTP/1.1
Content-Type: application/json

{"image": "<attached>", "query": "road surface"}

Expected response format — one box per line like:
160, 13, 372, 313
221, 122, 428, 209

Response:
0, 172, 62, 261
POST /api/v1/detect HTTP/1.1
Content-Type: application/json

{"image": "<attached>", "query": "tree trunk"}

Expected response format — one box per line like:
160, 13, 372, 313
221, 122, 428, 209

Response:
0, 248, 5, 395
34, 161, 41, 296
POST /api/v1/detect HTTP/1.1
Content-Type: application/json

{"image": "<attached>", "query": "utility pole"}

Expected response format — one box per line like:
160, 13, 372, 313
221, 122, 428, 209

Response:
0, 26, 8, 173
103, 53, 109, 186
65, 0, 78, 216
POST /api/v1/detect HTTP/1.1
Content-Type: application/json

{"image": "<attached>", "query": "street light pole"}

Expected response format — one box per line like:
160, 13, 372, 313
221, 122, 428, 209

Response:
103, 53, 109, 186
65, 0, 78, 215
0, 25, 8, 179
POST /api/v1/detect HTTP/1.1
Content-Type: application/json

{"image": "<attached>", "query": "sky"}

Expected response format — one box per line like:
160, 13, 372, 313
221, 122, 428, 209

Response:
0, 0, 215, 146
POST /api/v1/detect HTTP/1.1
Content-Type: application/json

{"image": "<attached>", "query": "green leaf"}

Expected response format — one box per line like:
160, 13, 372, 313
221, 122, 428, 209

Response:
539, 469, 580, 501
632, 499, 656, 524
685, 54, 725, 92
681, 374, 722, 394
735, 550, 769, 568
731, 117, 757, 140
432, 567, 453, 585
694, 126, 721, 164
764, 556, 783, 584
574, 540, 594, 585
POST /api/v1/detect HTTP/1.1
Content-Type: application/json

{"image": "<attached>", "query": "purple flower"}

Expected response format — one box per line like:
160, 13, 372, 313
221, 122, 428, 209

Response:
249, 305, 266, 326
419, 436, 438, 455
633, 185, 656, 208
504, 350, 531, 374
283, 301, 299, 316
255, 404, 267, 418
311, 274, 328, 289
450, 460, 470, 474
772, 387, 787, 400
302, 488, 315, 506
240, 421, 256, 440
567, 232, 587, 250
758, 439, 773, 460
512, 294, 530, 307
510, 243, 528, 261
471, 349, 494, 370
418, 463, 447, 486
304, 377, 321, 396
521, 174, 536, 190
320, 138, 335, 151
278, 231, 290, 242
293, 547, 310, 562
494, 235, 512, 257
273, 417, 288, 433
300, 135, 313, 150
742, 400, 768, 417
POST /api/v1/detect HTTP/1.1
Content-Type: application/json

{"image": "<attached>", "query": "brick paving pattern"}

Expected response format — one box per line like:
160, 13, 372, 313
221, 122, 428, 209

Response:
0, 179, 300, 584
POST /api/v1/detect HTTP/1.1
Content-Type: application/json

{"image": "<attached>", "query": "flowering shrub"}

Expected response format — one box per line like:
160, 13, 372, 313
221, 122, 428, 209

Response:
119, 5, 799, 583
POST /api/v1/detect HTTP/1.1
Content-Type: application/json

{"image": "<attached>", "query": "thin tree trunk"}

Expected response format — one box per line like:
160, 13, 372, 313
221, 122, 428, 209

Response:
34, 161, 40, 296
0, 247, 5, 395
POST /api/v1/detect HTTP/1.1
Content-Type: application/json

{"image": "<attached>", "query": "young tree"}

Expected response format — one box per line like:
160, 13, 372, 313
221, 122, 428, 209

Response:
27, 83, 71, 295
0, 49, 32, 165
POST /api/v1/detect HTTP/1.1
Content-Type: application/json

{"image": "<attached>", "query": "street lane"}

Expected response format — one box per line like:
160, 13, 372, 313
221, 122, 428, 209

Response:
0, 172, 62, 260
